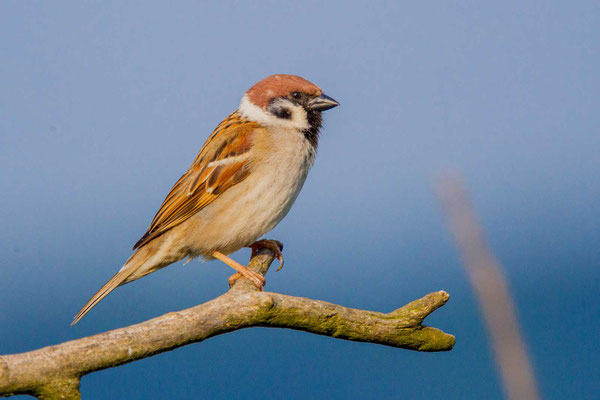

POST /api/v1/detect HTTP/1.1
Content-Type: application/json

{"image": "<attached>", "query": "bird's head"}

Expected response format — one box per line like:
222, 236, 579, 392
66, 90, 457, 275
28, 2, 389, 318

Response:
239, 74, 339, 137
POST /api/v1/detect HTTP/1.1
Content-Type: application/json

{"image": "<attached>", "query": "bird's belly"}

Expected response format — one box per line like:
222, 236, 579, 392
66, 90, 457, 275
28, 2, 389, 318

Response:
185, 160, 310, 256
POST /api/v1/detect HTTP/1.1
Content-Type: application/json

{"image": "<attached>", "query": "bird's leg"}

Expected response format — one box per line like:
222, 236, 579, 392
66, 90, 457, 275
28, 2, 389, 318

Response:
212, 251, 265, 290
248, 239, 284, 271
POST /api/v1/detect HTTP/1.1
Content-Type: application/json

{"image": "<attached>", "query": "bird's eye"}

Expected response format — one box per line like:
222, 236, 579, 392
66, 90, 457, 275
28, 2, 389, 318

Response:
291, 91, 302, 99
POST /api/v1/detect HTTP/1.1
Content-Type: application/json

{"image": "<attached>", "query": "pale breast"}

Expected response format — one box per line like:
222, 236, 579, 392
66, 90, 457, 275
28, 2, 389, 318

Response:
184, 127, 315, 256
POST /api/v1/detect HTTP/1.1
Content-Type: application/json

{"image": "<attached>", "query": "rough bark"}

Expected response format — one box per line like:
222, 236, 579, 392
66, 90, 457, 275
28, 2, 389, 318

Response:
0, 246, 454, 399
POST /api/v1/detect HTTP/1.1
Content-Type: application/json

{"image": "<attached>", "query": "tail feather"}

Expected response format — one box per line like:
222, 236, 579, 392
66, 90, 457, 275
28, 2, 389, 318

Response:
71, 267, 136, 326
71, 237, 171, 326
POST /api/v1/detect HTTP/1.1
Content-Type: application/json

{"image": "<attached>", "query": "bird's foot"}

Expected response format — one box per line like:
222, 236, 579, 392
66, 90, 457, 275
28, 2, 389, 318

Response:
212, 251, 265, 290
228, 272, 242, 288
227, 270, 265, 290
248, 239, 284, 271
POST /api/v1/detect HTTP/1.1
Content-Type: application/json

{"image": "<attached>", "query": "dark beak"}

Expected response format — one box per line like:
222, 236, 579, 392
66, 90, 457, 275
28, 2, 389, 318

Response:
308, 94, 340, 111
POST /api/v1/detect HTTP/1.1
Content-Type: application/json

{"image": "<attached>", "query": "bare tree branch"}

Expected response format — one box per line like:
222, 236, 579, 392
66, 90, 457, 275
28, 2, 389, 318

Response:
0, 246, 454, 399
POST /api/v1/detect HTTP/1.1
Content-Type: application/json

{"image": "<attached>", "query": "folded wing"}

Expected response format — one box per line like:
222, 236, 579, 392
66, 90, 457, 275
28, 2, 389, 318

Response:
133, 114, 260, 249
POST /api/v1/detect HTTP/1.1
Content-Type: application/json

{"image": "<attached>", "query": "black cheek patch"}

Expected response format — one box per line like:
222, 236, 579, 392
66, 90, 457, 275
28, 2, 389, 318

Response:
271, 106, 292, 120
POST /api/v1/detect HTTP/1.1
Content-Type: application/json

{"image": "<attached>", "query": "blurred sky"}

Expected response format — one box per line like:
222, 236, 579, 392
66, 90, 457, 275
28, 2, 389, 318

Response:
1, 1, 599, 399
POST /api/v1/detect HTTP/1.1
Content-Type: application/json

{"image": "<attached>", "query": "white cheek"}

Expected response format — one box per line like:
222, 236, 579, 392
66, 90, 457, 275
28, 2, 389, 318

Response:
239, 94, 309, 131
287, 104, 310, 131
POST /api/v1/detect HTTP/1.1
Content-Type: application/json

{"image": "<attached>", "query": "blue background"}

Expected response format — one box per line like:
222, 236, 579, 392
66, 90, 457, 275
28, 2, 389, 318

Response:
1, 1, 599, 399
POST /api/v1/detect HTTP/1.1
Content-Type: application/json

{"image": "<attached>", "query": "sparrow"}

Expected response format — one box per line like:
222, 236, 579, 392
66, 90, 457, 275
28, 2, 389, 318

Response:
72, 74, 339, 325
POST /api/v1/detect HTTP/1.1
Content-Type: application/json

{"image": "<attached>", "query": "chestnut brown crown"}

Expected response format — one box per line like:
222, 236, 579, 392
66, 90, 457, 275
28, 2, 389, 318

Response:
246, 74, 324, 108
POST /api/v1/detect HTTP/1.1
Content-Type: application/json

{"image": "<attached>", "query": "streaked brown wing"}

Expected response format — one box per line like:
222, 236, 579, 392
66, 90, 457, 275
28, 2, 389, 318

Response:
133, 113, 261, 249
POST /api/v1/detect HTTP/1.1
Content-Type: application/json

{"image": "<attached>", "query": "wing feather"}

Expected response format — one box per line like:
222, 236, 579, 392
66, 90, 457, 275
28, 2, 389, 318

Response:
133, 113, 260, 249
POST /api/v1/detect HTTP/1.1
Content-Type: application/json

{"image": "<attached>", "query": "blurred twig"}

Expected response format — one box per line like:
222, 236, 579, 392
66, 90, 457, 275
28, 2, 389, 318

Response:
0, 246, 454, 399
437, 173, 540, 400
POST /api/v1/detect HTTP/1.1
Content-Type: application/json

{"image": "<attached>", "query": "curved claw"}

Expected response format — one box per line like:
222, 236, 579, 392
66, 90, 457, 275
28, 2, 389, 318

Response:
249, 239, 284, 271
